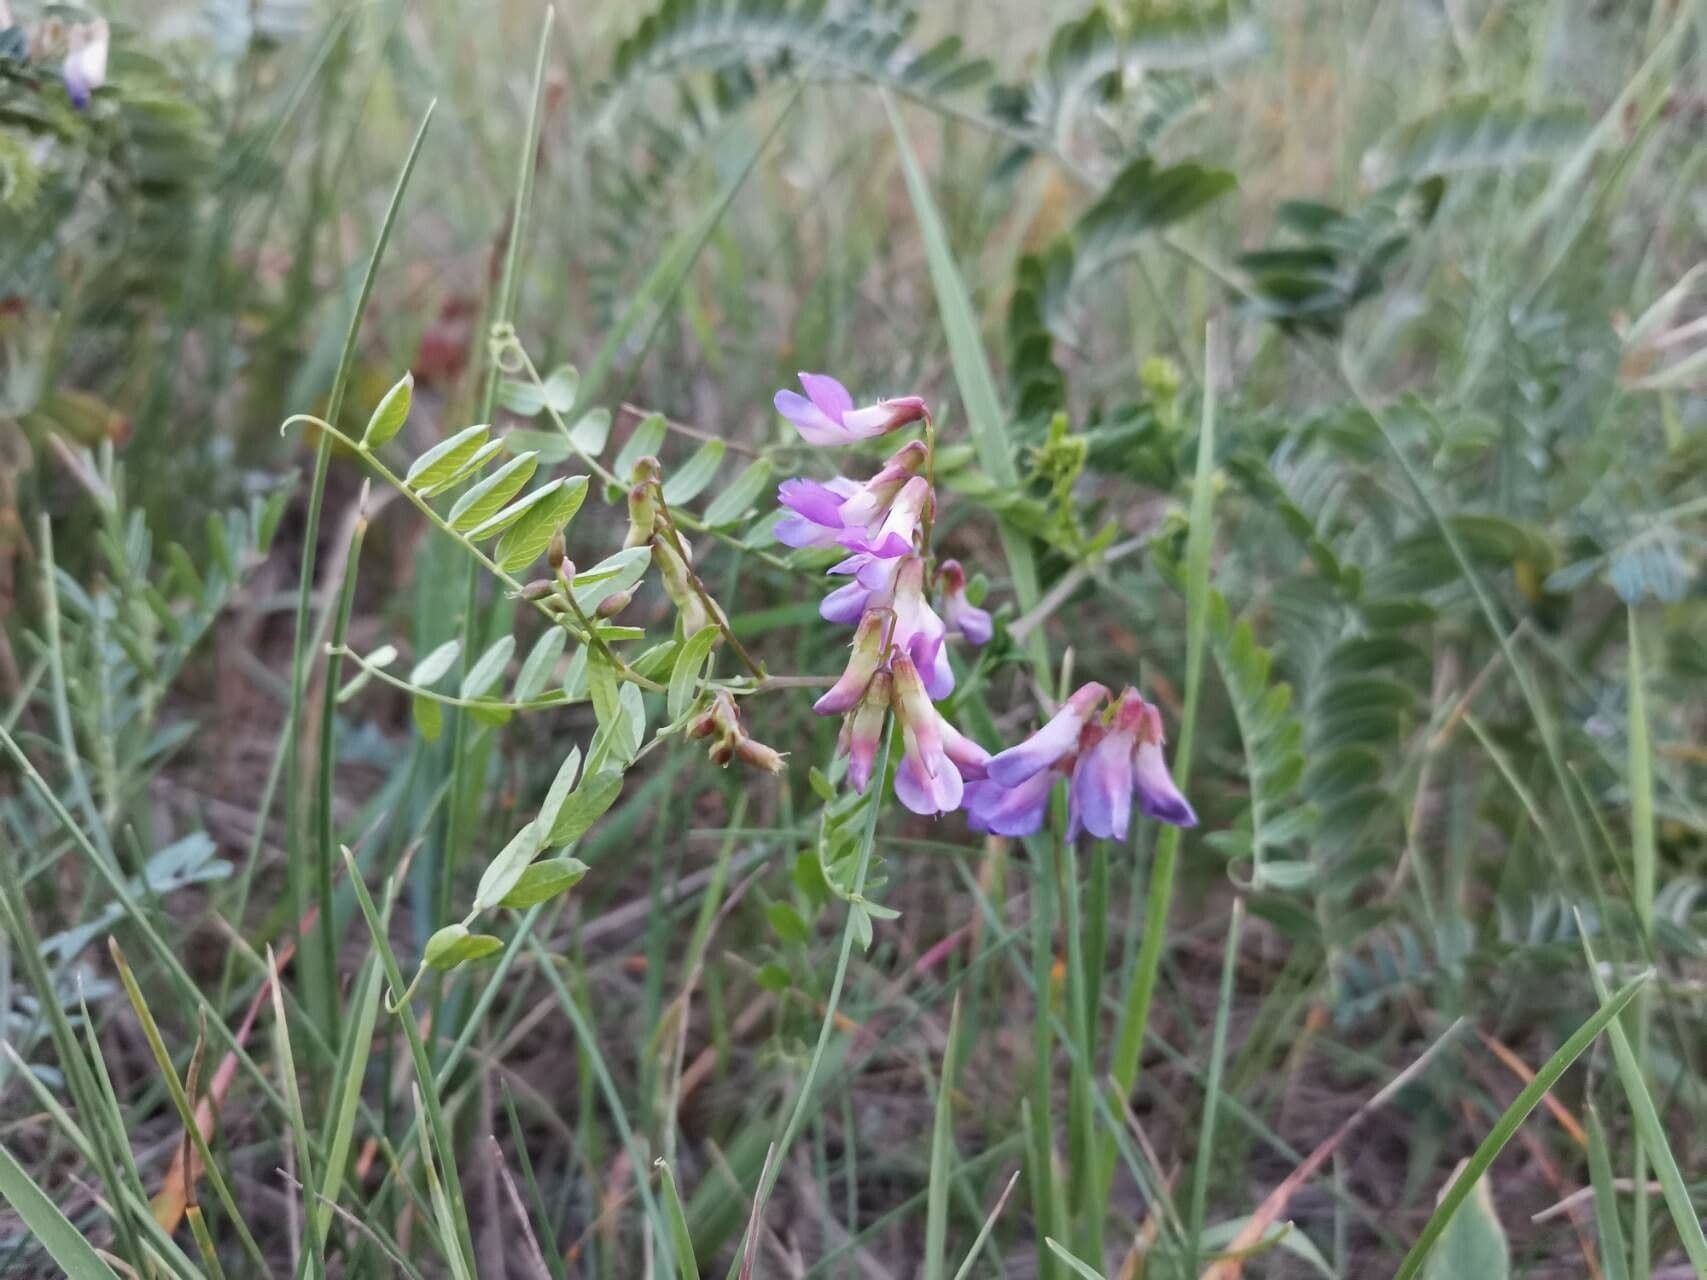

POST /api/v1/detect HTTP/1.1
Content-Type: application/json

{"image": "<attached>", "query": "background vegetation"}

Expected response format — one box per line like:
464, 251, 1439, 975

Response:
2, 0, 1703, 1276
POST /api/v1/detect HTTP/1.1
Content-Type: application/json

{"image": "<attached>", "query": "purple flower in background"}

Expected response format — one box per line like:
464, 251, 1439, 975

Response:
776, 476, 857, 549
62, 19, 108, 109
937, 560, 991, 646
775, 372, 928, 447
986, 682, 1109, 788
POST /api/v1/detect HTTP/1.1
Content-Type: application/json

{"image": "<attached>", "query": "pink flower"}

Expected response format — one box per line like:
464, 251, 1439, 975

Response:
889, 556, 952, 699
776, 476, 858, 549
890, 654, 985, 816
937, 560, 992, 646
63, 19, 109, 109
775, 372, 928, 447
819, 553, 899, 624
1069, 692, 1196, 838
837, 671, 892, 793
841, 474, 932, 558
986, 683, 1109, 788
814, 612, 888, 716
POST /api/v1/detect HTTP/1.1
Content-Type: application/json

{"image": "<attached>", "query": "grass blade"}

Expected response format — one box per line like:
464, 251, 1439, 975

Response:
924, 996, 964, 1280
1393, 968, 1651, 1280
1186, 898, 1245, 1274
884, 92, 1047, 683
950, 1170, 1021, 1280
658, 1159, 702, 1280
0, 1141, 121, 1280
1626, 606, 1656, 1279
1585, 1103, 1631, 1280
1578, 925, 1707, 1275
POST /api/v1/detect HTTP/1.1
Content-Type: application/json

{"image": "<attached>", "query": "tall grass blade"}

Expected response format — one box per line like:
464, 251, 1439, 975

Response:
1626, 606, 1656, 1280
924, 996, 964, 1280
1393, 969, 1650, 1280
884, 93, 1048, 681
0, 1141, 121, 1280
1578, 926, 1707, 1275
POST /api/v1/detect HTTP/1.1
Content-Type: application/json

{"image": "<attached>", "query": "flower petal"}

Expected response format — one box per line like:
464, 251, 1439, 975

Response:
894, 747, 964, 816
797, 372, 854, 421
1134, 741, 1197, 827
1071, 730, 1135, 842
775, 389, 850, 445
986, 683, 1108, 787
964, 771, 1055, 837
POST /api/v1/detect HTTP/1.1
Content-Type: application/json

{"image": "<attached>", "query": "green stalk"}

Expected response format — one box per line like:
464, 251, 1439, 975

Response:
286, 101, 437, 1036
726, 724, 895, 1277
1185, 899, 1244, 1274
1101, 322, 1218, 1210
1626, 607, 1655, 1279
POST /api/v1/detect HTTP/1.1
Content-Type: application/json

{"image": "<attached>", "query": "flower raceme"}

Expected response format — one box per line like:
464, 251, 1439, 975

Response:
776, 372, 1194, 834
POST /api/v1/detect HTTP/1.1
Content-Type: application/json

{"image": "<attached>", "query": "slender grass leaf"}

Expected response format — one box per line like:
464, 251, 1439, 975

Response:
657, 1161, 701, 1280
1393, 969, 1649, 1280
1579, 930, 1707, 1276
0, 1141, 121, 1279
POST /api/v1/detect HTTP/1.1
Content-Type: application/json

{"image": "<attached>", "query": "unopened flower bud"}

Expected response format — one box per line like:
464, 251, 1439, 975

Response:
708, 738, 735, 766
655, 536, 711, 636
547, 532, 567, 571
597, 588, 634, 618
734, 737, 787, 775
625, 484, 659, 549
521, 579, 555, 600
630, 455, 662, 485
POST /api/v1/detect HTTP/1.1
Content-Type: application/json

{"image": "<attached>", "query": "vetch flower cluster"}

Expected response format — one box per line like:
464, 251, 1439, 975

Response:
776, 372, 1194, 838
968, 685, 1196, 838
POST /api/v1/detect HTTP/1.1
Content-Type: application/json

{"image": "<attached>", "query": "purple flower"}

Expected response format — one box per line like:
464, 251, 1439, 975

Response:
1068, 692, 1196, 838
890, 654, 981, 816
841, 474, 932, 558
819, 552, 898, 624
837, 670, 892, 793
937, 560, 992, 646
776, 476, 858, 549
775, 372, 928, 447
964, 770, 1056, 837
889, 556, 952, 699
986, 683, 1109, 788
63, 20, 108, 109
814, 612, 888, 716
